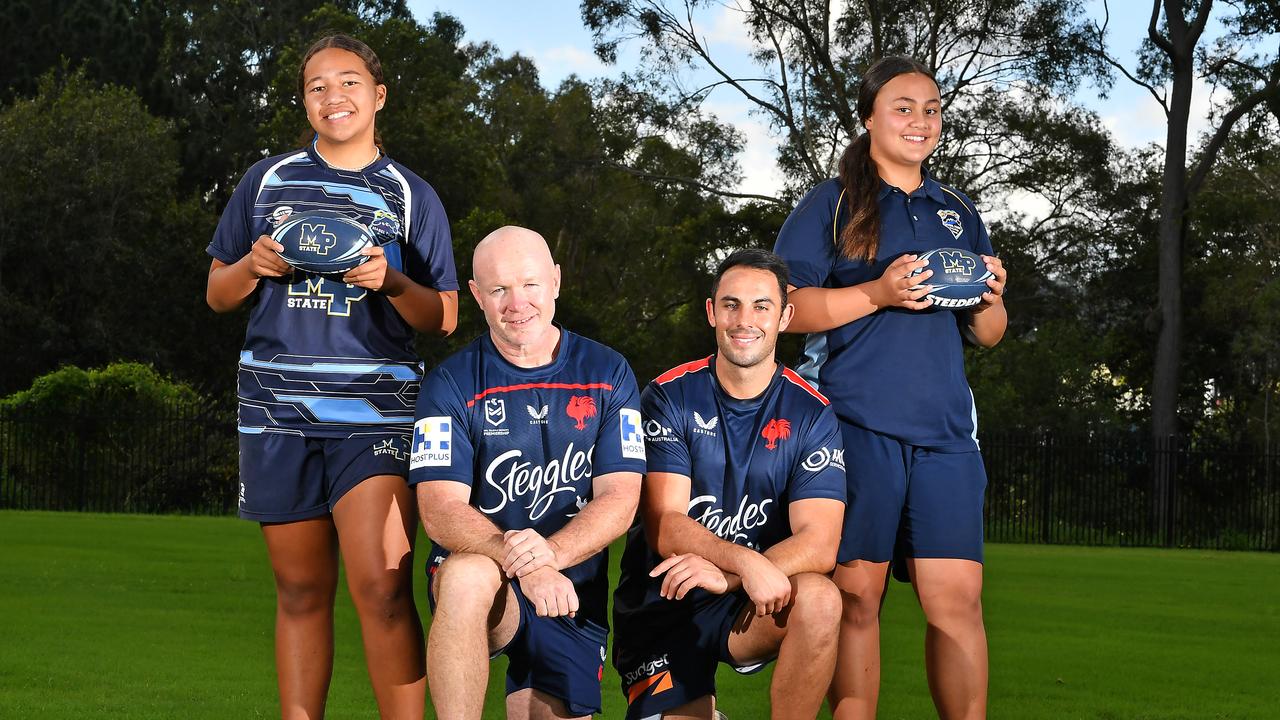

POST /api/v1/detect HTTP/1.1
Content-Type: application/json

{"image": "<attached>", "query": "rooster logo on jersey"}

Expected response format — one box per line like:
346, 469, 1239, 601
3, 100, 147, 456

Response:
761, 418, 791, 450
566, 396, 597, 430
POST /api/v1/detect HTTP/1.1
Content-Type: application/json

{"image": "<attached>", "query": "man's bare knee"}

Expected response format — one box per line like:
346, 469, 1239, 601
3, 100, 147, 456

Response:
434, 553, 503, 611
787, 572, 841, 630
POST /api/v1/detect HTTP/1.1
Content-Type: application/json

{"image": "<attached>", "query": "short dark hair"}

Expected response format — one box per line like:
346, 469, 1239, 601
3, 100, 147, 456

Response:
711, 248, 790, 306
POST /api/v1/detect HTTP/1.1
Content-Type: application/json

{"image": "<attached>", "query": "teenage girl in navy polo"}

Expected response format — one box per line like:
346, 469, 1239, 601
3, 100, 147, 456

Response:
206, 35, 459, 718
773, 56, 1007, 720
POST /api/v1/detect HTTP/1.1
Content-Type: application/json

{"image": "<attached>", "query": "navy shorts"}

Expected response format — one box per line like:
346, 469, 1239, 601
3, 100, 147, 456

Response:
237, 431, 411, 522
837, 421, 986, 565
427, 568, 608, 716
613, 591, 767, 720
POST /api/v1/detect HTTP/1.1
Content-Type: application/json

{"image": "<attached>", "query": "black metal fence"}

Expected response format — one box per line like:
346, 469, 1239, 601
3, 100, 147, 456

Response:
2, 406, 1278, 551
982, 432, 1280, 551
0, 404, 237, 515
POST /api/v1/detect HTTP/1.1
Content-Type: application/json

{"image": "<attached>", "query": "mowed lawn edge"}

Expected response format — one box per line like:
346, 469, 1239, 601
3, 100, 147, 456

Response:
0, 511, 1276, 719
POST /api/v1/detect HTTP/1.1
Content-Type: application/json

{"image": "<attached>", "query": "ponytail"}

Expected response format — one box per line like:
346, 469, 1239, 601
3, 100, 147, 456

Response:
837, 133, 881, 262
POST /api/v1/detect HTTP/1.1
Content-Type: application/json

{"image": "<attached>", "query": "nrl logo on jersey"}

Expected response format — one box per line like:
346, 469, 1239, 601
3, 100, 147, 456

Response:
270, 206, 294, 227
692, 411, 718, 437
483, 398, 509, 436
526, 404, 549, 424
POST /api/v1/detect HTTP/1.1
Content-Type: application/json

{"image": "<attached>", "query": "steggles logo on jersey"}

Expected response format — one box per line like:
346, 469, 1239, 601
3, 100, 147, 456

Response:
566, 396, 597, 430
372, 437, 408, 461
801, 446, 845, 473
688, 494, 773, 548
411, 416, 452, 468
692, 411, 719, 436
527, 404, 549, 424
938, 209, 964, 240
761, 418, 791, 450
619, 408, 646, 460
238, 482, 246, 506
297, 222, 339, 256
270, 206, 294, 226
480, 442, 594, 521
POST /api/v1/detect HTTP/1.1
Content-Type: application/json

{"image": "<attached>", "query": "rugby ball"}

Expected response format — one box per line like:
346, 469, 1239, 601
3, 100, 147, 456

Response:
907, 248, 994, 309
271, 211, 373, 275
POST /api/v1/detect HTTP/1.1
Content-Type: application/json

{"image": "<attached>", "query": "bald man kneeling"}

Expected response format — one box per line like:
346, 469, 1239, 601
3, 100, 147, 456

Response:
410, 226, 646, 719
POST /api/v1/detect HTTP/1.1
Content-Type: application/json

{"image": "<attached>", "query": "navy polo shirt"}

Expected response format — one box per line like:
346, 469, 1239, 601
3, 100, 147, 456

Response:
773, 170, 993, 452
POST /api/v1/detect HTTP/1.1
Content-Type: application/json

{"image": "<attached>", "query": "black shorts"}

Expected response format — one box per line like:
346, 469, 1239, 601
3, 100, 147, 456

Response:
237, 431, 410, 522
613, 592, 770, 719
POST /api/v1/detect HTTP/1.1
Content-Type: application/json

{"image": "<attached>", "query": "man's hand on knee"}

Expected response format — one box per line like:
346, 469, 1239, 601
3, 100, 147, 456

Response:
651, 553, 729, 599
519, 566, 579, 618
738, 553, 792, 616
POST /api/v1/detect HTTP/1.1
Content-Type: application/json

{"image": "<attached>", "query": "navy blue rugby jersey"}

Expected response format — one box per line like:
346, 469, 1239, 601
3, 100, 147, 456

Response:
207, 142, 458, 438
613, 356, 846, 620
773, 169, 994, 451
410, 329, 647, 626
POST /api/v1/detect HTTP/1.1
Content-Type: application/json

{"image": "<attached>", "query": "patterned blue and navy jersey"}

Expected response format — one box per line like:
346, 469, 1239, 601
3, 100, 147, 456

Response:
613, 356, 846, 620
773, 170, 994, 451
410, 329, 647, 626
207, 143, 459, 438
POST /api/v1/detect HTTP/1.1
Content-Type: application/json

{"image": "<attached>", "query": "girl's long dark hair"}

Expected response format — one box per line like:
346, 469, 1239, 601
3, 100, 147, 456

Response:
297, 34, 386, 150
837, 56, 936, 261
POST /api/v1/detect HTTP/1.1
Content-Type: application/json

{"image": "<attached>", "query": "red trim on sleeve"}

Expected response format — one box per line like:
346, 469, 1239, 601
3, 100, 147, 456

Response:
653, 356, 712, 385
781, 367, 829, 405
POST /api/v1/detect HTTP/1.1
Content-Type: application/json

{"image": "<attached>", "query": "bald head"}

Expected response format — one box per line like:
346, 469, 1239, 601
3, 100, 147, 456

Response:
468, 225, 562, 362
472, 225, 555, 282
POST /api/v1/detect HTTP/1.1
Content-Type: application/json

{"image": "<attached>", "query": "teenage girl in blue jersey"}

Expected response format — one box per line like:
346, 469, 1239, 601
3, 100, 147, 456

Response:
206, 35, 459, 719
773, 56, 1007, 720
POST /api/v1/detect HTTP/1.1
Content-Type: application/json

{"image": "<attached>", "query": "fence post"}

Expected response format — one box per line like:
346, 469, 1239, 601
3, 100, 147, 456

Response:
1040, 433, 1053, 544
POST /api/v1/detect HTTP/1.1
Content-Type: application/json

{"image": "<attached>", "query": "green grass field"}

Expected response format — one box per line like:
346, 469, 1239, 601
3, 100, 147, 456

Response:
1, 511, 1277, 719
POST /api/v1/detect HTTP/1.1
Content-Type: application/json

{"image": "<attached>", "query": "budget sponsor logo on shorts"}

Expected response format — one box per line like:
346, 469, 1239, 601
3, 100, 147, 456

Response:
411, 416, 451, 468
623, 654, 676, 703
622, 654, 670, 686
480, 443, 594, 520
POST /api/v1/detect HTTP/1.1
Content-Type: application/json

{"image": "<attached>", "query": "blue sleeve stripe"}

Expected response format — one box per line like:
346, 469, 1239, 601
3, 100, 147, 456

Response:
239, 351, 419, 380
274, 395, 413, 424
263, 179, 391, 213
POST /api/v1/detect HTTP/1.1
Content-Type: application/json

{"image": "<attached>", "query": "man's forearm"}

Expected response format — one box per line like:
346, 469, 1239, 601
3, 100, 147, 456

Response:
420, 494, 506, 563
761, 529, 838, 577
548, 485, 638, 569
651, 511, 760, 580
